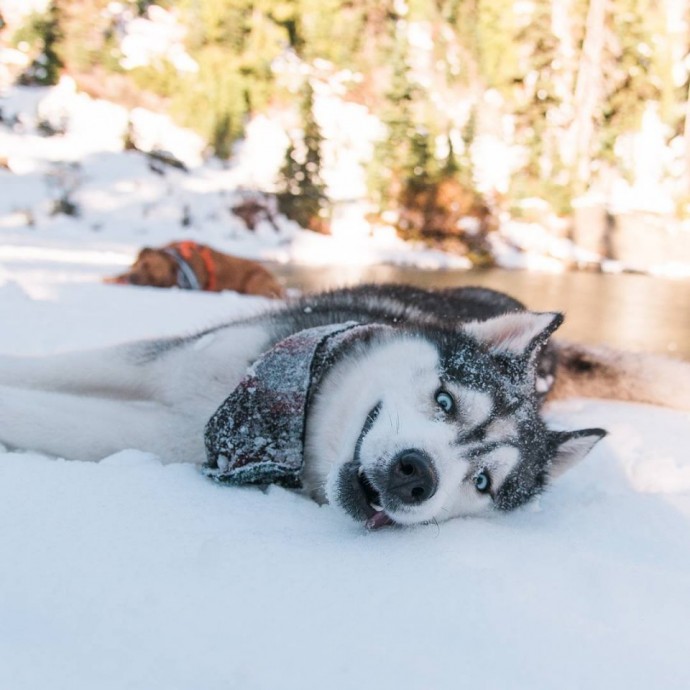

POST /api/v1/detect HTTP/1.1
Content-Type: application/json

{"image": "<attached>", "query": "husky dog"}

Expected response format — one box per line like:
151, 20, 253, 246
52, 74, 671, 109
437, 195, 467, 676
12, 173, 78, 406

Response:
1, 284, 688, 528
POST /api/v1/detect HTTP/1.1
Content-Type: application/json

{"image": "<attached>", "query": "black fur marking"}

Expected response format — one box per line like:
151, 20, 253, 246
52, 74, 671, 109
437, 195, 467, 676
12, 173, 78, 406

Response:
353, 403, 382, 465
466, 441, 511, 459
458, 423, 488, 445
494, 416, 553, 511
270, 284, 528, 340
130, 327, 225, 364
567, 354, 598, 374
335, 460, 378, 522
130, 336, 190, 364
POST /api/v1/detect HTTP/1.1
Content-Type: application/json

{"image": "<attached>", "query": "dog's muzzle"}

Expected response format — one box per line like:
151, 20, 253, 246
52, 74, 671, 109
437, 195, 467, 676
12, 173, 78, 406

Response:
336, 449, 439, 530
385, 449, 438, 506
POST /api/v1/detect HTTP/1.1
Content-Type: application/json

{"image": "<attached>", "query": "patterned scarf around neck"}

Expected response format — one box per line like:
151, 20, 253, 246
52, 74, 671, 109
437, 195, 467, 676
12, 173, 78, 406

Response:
203, 321, 390, 488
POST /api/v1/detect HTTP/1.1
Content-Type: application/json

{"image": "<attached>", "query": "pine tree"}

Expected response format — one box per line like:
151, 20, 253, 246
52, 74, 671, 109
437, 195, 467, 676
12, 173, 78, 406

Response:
597, 0, 662, 164
441, 134, 460, 177
558, 0, 664, 189
513, 2, 561, 179
508, 1, 573, 212
405, 128, 437, 190
476, 0, 518, 93
211, 112, 233, 161
52, 0, 113, 73
276, 81, 329, 232
20, 1, 64, 86
369, 27, 418, 213
173, 0, 286, 156
122, 118, 137, 151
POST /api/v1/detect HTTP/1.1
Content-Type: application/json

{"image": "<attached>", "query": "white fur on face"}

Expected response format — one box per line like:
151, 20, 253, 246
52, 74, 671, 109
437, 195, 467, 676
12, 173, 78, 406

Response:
304, 334, 524, 525
483, 416, 518, 444
436, 445, 522, 521
445, 384, 493, 429
304, 336, 442, 502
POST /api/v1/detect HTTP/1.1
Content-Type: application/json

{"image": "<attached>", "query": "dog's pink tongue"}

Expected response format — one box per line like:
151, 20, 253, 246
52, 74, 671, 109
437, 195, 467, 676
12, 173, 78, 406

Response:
365, 511, 394, 530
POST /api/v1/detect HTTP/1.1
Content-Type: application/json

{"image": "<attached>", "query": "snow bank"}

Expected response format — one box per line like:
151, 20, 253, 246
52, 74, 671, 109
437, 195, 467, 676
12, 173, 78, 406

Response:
0, 83, 467, 269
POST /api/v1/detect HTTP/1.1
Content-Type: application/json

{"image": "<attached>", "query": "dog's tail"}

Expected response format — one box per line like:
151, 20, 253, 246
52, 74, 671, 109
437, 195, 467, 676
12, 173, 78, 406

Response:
548, 342, 690, 410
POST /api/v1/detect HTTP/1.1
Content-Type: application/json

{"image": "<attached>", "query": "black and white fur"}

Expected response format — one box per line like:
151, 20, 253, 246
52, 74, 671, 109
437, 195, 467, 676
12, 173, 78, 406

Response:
0, 284, 686, 527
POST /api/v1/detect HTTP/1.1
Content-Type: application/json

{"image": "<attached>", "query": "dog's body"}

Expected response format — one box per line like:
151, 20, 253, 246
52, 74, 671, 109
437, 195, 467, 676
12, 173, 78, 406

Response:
106, 241, 285, 298
2, 284, 689, 528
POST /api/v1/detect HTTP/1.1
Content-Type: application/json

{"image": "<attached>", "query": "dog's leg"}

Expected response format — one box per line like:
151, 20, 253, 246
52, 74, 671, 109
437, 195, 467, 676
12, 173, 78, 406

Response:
0, 323, 272, 400
0, 323, 274, 461
0, 384, 206, 463
0, 344, 161, 398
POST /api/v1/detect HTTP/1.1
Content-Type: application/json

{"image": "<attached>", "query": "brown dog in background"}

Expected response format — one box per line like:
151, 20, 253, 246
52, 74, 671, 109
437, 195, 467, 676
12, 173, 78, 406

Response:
106, 241, 285, 298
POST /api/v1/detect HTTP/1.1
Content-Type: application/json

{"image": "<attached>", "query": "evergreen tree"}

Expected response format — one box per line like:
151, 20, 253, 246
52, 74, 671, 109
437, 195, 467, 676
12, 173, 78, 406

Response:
509, 1, 573, 212
211, 112, 233, 161
476, 0, 518, 94
405, 128, 437, 190
6, 0, 684, 233
369, 27, 418, 213
597, 0, 662, 164
513, 2, 561, 179
55, 0, 114, 73
134, 1, 156, 15
298, 0, 393, 70
276, 81, 329, 232
20, 1, 64, 86
122, 117, 137, 151
173, 0, 286, 156
458, 108, 477, 185
268, 0, 304, 53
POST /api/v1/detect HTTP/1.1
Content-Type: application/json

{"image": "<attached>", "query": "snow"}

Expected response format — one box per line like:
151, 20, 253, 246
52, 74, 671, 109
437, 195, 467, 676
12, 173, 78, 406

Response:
1, 363, 690, 689
2, 78, 689, 275
2, 229, 690, 690
0, 81, 468, 270
0, 0, 49, 23
117, 4, 198, 74
2, 82, 690, 689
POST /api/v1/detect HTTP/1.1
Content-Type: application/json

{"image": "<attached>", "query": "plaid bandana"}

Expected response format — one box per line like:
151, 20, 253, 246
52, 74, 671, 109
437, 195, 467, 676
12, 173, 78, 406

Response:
203, 322, 391, 488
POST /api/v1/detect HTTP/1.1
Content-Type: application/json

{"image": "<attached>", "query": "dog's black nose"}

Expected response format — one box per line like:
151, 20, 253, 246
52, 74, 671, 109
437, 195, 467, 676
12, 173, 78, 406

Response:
387, 450, 438, 505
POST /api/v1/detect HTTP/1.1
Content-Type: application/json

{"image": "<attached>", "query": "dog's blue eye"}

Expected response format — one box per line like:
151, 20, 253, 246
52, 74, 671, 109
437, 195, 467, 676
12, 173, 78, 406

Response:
435, 390, 454, 414
474, 470, 491, 494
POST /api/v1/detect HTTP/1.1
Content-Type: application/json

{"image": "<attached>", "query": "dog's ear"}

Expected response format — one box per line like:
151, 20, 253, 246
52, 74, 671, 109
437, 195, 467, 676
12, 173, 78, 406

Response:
547, 428, 607, 480
463, 311, 563, 359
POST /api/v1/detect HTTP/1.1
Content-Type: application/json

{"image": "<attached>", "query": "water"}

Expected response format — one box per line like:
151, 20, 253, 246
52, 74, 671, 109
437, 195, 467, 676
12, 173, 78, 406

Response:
274, 265, 690, 360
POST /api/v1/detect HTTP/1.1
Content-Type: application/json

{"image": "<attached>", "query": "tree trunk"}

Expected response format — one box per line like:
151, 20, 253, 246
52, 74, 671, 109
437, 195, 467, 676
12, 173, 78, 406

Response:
684, 77, 690, 192
564, 0, 607, 189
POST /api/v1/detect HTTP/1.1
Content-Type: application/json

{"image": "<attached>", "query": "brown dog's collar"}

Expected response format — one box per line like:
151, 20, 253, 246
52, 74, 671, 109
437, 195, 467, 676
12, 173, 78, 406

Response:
169, 241, 218, 291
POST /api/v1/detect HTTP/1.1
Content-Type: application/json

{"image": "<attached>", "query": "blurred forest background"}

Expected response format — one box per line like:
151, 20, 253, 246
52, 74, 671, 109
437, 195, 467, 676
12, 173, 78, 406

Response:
1, 0, 690, 270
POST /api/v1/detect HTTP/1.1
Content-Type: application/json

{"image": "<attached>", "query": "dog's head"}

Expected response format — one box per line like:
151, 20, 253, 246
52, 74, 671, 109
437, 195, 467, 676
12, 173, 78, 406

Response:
105, 248, 178, 288
304, 311, 606, 528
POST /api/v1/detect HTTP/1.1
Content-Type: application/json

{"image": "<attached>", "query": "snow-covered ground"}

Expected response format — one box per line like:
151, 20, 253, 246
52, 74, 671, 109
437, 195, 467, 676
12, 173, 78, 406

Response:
2, 82, 690, 689
1, 249, 690, 690
0, 80, 471, 273
3, 79, 689, 275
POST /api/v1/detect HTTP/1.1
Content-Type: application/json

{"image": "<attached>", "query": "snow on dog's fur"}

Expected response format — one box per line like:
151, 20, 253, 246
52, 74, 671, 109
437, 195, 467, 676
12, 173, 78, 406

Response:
0, 284, 688, 528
